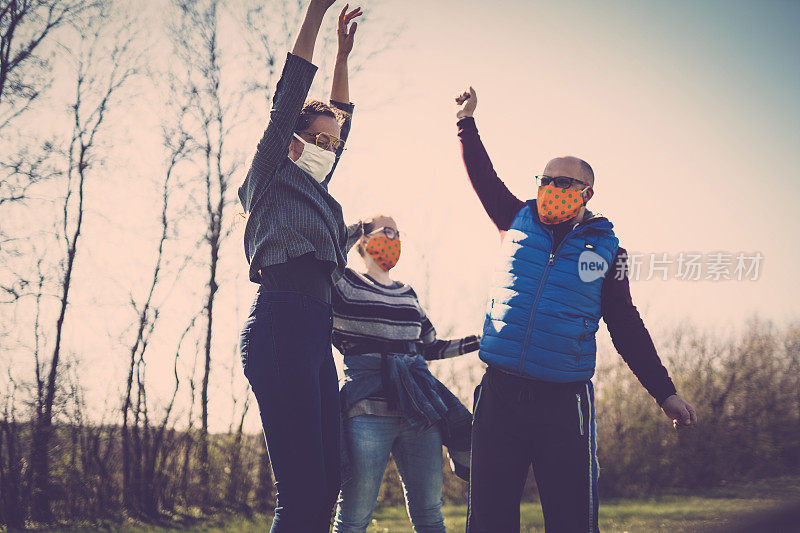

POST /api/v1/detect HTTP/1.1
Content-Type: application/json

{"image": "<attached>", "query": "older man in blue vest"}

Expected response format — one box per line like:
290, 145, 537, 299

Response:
454, 87, 697, 533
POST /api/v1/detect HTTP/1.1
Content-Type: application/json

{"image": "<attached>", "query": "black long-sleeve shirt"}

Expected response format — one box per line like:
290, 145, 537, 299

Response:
457, 116, 676, 405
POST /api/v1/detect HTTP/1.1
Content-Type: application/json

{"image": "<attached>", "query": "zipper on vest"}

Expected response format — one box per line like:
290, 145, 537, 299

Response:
577, 393, 584, 435
516, 216, 600, 375
517, 251, 557, 373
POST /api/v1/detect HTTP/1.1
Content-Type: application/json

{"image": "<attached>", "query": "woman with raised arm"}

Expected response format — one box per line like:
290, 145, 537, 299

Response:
332, 215, 480, 533
237, 2, 362, 531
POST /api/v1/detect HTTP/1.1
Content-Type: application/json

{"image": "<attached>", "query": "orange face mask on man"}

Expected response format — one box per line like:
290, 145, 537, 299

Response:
537, 184, 587, 225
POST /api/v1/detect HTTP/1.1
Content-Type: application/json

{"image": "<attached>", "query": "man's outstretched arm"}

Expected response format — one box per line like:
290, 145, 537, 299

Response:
455, 87, 524, 234
602, 247, 698, 429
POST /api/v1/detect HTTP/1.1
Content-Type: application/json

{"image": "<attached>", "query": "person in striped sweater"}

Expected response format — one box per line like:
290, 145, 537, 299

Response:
332, 214, 480, 533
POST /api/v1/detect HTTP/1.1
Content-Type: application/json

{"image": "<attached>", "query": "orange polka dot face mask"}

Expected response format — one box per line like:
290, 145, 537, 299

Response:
364, 235, 402, 271
536, 184, 587, 224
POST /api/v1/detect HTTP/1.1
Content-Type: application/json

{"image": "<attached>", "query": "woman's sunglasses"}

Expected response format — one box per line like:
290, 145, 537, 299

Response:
296, 130, 346, 152
365, 226, 400, 240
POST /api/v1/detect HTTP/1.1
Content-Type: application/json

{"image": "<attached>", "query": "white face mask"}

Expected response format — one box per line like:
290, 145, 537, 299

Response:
292, 133, 336, 183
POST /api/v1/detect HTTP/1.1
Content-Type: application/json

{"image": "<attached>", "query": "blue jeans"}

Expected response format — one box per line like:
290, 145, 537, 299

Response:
240, 289, 340, 532
333, 415, 447, 533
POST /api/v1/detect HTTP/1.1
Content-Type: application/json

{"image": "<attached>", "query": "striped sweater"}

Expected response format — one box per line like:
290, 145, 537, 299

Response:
333, 268, 480, 415
332, 269, 480, 360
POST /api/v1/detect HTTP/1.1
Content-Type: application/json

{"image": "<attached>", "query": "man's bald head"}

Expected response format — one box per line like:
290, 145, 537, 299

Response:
543, 156, 595, 188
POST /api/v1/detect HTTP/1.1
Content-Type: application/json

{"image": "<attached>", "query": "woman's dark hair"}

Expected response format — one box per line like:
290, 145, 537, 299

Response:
294, 99, 344, 132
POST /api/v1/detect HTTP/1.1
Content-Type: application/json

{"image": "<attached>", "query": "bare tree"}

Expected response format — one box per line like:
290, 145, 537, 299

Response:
178, 338, 201, 505
120, 112, 191, 514
169, 0, 251, 505
0, 371, 23, 529
0, 0, 101, 132
1, 2, 99, 302
29, 18, 137, 521
225, 382, 251, 508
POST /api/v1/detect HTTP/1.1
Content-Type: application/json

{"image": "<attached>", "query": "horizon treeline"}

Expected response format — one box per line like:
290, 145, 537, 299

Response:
1, 319, 798, 528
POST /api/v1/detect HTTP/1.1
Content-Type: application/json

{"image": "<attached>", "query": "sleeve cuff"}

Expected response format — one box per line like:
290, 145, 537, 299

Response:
347, 221, 363, 238
286, 51, 318, 72
276, 52, 318, 104
344, 221, 364, 251
331, 99, 355, 115
656, 385, 678, 407
464, 334, 481, 353
457, 116, 477, 134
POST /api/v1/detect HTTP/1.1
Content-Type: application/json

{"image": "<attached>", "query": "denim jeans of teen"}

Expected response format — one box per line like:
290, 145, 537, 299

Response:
333, 415, 447, 533
240, 289, 340, 533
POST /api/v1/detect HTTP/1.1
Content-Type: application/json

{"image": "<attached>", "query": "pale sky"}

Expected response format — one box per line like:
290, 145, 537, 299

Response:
3, 0, 799, 433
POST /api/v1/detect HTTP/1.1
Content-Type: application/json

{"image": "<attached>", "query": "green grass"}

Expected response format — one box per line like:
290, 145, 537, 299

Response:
31, 476, 800, 532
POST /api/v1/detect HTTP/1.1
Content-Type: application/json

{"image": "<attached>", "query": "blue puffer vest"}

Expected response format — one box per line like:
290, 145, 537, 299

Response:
479, 200, 619, 382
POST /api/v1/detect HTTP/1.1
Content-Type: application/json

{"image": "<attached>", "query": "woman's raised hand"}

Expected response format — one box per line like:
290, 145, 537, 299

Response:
311, 0, 337, 11
455, 86, 477, 119
294, 0, 340, 62
337, 4, 362, 58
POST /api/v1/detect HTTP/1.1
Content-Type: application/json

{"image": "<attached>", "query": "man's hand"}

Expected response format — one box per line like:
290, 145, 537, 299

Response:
455, 86, 477, 119
337, 4, 362, 59
661, 395, 697, 429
